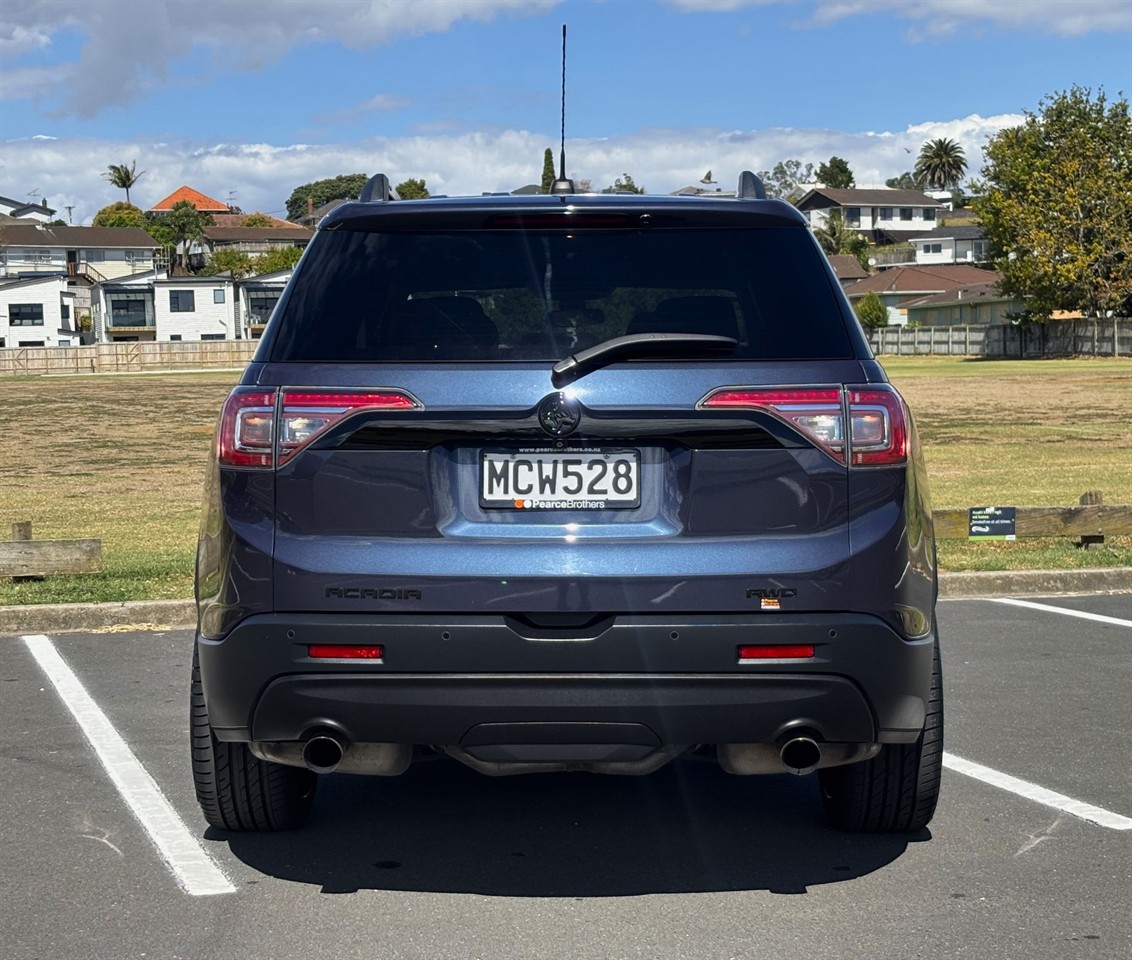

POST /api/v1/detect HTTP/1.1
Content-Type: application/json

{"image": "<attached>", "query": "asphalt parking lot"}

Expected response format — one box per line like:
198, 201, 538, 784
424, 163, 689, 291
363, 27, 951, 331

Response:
2, 594, 1129, 960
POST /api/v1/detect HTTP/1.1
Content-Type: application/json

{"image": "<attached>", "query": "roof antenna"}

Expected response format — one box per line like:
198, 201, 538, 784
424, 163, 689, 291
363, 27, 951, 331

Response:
549, 24, 575, 196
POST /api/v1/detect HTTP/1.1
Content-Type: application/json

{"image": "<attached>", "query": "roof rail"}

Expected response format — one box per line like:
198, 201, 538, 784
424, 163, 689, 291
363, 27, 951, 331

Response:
359, 174, 399, 203
736, 171, 767, 200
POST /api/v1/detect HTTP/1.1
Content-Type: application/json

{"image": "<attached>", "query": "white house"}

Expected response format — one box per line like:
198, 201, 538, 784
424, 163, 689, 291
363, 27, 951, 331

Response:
911, 225, 990, 266
91, 271, 161, 342
237, 269, 292, 339
0, 224, 157, 281
154, 276, 237, 341
0, 275, 82, 347
794, 188, 944, 243
0, 195, 56, 223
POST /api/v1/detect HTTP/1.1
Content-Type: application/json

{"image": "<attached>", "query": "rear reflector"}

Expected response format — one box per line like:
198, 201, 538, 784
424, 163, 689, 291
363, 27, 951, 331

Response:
738, 644, 815, 661
308, 644, 384, 660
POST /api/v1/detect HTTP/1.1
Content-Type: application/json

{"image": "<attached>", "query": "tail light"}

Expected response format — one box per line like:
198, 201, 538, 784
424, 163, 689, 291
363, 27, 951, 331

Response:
217, 387, 420, 468
699, 384, 908, 467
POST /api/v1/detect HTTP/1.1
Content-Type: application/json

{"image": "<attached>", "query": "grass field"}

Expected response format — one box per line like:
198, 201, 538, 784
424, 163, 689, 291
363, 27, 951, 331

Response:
1, 357, 1129, 605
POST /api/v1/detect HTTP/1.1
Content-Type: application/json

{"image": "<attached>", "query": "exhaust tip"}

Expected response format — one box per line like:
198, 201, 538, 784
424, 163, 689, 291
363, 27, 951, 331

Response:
302, 734, 345, 774
779, 736, 822, 775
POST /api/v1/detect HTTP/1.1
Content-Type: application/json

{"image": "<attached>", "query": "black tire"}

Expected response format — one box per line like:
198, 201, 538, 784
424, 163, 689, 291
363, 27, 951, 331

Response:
191, 643, 316, 831
819, 640, 943, 833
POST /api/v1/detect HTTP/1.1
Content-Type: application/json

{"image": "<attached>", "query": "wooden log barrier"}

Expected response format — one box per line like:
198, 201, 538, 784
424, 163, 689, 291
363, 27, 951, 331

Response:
0, 521, 103, 578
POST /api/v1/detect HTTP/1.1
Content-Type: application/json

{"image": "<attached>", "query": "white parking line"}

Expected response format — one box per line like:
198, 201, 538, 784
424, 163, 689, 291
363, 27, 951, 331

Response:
23, 635, 236, 897
943, 752, 1132, 831
990, 597, 1132, 627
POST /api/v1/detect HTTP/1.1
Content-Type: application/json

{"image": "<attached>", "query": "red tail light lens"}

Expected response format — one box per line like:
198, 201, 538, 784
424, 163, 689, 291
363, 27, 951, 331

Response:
217, 388, 420, 469
309, 644, 384, 660
217, 388, 276, 468
738, 644, 815, 661
699, 384, 907, 467
278, 390, 419, 465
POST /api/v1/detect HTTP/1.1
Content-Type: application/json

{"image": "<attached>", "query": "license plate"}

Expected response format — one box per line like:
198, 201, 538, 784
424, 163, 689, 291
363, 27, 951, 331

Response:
481, 449, 641, 510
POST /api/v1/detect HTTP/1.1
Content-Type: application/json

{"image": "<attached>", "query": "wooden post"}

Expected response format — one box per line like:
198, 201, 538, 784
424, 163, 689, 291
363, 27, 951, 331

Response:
1076, 491, 1105, 550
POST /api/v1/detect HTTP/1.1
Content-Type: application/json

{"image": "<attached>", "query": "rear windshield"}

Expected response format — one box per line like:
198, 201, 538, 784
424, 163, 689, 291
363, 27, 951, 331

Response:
268, 227, 853, 362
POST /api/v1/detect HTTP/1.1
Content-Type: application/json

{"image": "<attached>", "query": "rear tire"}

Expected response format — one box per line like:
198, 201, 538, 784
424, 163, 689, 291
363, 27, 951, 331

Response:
191, 643, 316, 831
819, 639, 943, 832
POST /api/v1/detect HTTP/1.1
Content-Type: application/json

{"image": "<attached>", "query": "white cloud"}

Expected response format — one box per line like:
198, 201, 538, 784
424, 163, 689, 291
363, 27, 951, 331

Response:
0, 113, 1022, 224
668, 0, 1132, 36
0, 0, 559, 117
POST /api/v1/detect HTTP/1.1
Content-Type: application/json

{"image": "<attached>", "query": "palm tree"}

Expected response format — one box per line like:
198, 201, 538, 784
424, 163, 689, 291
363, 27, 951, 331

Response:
102, 160, 146, 205
815, 210, 870, 269
914, 138, 967, 191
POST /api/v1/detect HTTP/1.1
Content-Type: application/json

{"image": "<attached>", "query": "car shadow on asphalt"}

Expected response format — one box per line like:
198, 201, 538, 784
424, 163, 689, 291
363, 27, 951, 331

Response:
214, 759, 927, 896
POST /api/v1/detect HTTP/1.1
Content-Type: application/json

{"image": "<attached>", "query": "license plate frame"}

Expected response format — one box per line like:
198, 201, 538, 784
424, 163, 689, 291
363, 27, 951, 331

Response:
480, 448, 641, 510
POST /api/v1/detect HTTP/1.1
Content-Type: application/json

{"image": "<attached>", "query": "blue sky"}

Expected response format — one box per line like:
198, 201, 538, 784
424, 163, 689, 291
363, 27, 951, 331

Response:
1, 0, 1129, 222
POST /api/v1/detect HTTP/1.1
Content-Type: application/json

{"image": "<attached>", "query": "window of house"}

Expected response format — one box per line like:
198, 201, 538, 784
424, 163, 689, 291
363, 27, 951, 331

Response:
923, 208, 936, 221
845, 207, 861, 227
899, 208, 913, 221
0, 337, 5, 347
201, 333, 225, 340
169, 290, 196, 312
974, 240, 989, 260
880, 207, 893, 220
213, 289, 225, 304
83, 249, 106, 263
109, 293, 149, 326
170, 334, 182, 342
59, 339, 72, 347
922, 243, 942, 254
18, 340, 45, 347
60, 303, 71, 320
9, 304, 45, 325
247, 291, 281, 323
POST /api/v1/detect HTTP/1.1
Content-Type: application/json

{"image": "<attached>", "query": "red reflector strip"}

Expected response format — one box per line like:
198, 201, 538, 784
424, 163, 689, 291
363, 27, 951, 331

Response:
308, 644, 384, 660
701, 388, 841, 407
737, 644, 815, 660
282, 391, 418, 409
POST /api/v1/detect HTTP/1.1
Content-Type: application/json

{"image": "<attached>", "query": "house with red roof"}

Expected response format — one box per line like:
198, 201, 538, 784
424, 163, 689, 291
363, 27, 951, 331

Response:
148, 186, 231, 215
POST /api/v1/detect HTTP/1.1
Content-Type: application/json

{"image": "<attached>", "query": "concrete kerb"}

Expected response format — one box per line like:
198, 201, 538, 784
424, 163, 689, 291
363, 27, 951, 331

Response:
1, 568, 1128, 637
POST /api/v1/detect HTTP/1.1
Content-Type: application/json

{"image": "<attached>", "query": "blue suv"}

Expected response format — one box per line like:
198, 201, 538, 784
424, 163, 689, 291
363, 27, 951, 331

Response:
192, 172, 942, 832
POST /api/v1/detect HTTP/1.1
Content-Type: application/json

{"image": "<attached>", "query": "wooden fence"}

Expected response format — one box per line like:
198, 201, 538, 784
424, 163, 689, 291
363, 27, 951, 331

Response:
869, 319, 1131, 358
0, 340, 258, 376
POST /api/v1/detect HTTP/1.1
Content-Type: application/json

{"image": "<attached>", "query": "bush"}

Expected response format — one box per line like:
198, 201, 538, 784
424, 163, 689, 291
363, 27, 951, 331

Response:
855, 292, 889, 328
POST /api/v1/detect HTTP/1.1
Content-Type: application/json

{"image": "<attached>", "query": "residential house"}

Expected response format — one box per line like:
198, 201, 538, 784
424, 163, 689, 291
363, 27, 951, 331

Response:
0, 224, 158, 281
0, 275, 82, 347
148, 186, 231, 216
154, 275, 237, 341
297, 199, 352, 228
910, 225, 990, 266
825, 254, 868, 288
0, 195, 56, 223
903, 283, 1025, 327
90, 270, 159, 342
186, 225, 312, 271
794, 188, 944, 245
843, 264, 1000, 325
237, 269, 291, 339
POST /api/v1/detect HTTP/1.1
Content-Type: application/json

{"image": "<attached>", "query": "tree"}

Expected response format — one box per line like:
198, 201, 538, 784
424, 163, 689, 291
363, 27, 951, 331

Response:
914, 138, 967, 190
92, 201, 147, 229
164, 200, 213, 272
974, 86, 1132, 320
541, 148, 556, 193
206, 249, 254, 278
854, 291, 889, 329
395, 178, 430, 200
885, 172, 917, 190
240, 212, 276, 227
285, 173, 369, 220
756, 159, 816, 200
817, 156, 854, 189
573, 177, 593, 193
102, 160, 146, 205
252, 246, 304, 274
814, 210, 870, 269
601, 173, 645, 194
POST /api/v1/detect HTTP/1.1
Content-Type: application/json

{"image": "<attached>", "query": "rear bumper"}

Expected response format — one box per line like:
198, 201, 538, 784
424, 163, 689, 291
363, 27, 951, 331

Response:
198, 613, 934, 747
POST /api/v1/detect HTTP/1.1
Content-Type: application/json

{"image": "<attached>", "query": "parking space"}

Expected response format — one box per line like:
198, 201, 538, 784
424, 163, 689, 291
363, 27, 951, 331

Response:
2, 595, 1130, 959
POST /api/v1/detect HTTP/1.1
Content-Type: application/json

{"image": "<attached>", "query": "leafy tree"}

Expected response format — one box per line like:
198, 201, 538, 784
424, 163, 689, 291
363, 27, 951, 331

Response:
601, 173, 645, 194
756, 159, 815, 200
285, 173, 369, 220
47, 218, 68, 226
240, 212, 276, 227
164, 200, 213, 272
974, 86, 1132, 319
252, 246, 304, 274
541, 148, 556, 193
854, 291, 889, 329
395, 178, 430, 200
92, 201, 147, 229
143, 211, 175, 249
914, 138, 967, 190
885, 171, 917, 190
817, 156, 854, 189
573, 177, 594, 193
815, 210, 870, 268
102, 160, 146, 205
206, 249, 254, 278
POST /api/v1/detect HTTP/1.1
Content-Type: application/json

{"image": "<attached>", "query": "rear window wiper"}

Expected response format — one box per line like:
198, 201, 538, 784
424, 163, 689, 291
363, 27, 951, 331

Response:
551, 333, 738, 387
